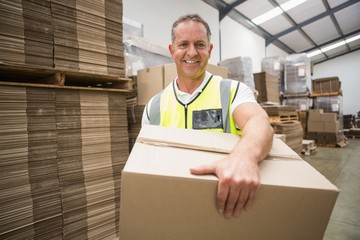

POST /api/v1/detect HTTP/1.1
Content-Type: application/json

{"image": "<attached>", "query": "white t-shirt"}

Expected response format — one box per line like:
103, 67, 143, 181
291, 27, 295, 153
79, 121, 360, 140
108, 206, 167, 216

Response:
142, 71, 257, 125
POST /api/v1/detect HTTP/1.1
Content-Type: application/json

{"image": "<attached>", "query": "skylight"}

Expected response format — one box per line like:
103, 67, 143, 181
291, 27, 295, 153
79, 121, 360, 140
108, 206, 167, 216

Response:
251, 0, 307, 25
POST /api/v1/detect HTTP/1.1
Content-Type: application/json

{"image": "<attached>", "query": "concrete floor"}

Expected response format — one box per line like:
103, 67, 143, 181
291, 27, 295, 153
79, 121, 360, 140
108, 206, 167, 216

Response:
302, 138, 360, 240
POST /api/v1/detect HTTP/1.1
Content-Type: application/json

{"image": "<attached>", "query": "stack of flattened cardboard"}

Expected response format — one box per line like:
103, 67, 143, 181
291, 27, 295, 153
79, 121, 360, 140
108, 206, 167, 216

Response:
0, 0, 25, 64
1, 0, 125, 78
0, 0, 53, 67
51, 0, 125, 77
0, 85, 33, 239
272, 121, 303, 154
0, 85, 63, 239
120, 125, 339, 240
253, 72, 280, 104
22, 0, 54, 67
261, 56, 285, 93
0, 84, 129, 239
262, 105, 303, 153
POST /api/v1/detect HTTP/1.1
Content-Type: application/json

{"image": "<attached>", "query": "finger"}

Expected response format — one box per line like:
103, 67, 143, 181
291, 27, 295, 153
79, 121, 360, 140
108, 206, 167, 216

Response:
244, 188, 257, 210
224, 186, 241, 218
216, 180, 230, 215
233, 188, 250, 217
190, 162, 216, 175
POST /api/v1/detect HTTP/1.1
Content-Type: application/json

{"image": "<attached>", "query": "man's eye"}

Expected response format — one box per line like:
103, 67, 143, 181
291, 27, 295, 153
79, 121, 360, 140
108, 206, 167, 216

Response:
196, 43, 206, 49
179, 43, 187, 48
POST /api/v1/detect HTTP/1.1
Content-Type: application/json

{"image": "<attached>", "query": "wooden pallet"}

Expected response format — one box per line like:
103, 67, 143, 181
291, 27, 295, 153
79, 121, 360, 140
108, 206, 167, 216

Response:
269, 115, 299, 124
0, 64, 132, 92
310, 91, 342, 97
317, 139, 349, 148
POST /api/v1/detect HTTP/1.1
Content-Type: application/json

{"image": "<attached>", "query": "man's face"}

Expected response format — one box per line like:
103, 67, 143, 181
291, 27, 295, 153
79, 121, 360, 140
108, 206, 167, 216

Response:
169, 21, 213, 80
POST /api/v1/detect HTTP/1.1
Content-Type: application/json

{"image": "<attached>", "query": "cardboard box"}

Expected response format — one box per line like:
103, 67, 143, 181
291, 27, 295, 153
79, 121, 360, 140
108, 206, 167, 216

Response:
137, 65, 164, 105
323, 121, 340, 133
307, 120, 324, 132
120, 125, 339, 240
321, 112, 337, 122
312, 77, 341, 94
308, 109, 323, 121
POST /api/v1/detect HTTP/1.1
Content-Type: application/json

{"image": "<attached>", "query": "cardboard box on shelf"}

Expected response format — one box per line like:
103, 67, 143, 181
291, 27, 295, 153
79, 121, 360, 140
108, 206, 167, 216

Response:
120, 125, 339, 240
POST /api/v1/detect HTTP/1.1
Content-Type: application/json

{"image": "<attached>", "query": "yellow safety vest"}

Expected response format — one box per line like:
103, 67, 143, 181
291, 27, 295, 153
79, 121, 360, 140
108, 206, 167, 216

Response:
146, 75, 242, 135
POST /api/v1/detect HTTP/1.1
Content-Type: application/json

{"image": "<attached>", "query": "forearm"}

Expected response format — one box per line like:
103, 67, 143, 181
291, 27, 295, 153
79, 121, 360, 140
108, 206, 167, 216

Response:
231, 114, 274, 163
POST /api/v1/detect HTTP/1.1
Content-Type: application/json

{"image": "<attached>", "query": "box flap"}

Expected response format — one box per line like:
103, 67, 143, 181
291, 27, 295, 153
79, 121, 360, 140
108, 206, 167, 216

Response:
137, 125, 302, 160
124, 141, 338, 191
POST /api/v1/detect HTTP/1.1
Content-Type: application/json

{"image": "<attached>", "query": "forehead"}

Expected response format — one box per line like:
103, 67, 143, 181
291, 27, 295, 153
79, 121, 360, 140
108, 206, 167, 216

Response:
174, 21, 208, 41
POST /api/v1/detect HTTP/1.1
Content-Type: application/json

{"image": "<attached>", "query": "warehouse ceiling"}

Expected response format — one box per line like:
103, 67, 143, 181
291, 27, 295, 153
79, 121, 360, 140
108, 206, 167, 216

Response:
202, 0, 360, 64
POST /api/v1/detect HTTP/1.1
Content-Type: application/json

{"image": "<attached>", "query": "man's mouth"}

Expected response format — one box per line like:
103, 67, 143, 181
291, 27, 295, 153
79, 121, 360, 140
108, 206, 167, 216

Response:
184, 60, 199, 64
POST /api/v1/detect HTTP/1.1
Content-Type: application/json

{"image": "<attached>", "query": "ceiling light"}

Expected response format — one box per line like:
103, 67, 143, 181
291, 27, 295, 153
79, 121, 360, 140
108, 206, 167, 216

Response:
281, 0, 307, 11
307, 50, 322, 58
252, 7, 283, 25
345, 34, 360, 43
251, 0, 307, 25
306, 34, 360, 58
321, 40, 346, 52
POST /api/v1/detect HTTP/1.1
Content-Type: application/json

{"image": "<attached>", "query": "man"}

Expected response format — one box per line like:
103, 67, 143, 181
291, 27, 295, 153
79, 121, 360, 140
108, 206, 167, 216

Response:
142, 14, 274, 218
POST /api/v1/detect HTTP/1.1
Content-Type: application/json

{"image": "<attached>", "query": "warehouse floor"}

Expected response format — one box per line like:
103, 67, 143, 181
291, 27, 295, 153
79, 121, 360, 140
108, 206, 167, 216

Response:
302, 138, 360, 240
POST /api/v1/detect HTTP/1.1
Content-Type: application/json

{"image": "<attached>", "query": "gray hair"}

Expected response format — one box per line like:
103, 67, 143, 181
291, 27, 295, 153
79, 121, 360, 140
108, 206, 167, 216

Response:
171, 14, 212, 43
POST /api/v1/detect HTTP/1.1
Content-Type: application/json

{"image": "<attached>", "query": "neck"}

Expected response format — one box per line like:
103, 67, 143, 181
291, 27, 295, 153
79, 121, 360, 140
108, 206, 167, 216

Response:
176, 75, 205, 94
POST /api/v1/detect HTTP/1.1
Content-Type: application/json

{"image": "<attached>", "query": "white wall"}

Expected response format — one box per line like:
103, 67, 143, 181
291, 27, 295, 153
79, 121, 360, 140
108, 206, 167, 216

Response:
123, 0, 220, 64
312, 50, 360, 115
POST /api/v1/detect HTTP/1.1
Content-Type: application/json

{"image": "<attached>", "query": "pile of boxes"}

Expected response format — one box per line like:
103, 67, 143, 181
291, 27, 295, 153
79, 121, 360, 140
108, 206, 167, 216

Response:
284, 53, 311, 95
253, 72, 280, 104
306, 109, 347, 146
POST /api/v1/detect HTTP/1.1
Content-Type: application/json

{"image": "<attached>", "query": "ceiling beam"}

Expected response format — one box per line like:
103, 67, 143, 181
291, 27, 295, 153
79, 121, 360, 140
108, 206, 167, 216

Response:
265, 0, 360, 46
313, 47, 360, 65
219, 0, 247, 21
304, 29, 360, 53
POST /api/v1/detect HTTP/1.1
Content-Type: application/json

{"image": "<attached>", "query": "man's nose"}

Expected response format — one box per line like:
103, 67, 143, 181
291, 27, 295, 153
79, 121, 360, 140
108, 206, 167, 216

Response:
187, 45, 198, 57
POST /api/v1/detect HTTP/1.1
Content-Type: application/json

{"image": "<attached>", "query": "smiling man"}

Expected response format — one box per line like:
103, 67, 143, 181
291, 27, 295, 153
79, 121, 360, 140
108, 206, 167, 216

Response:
142, 13, 274, 218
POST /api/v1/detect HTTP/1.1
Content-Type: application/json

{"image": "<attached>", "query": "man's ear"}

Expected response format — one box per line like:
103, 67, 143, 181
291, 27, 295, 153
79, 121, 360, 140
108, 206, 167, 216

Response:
168, 44, 174, 58
208, 43, 214, 57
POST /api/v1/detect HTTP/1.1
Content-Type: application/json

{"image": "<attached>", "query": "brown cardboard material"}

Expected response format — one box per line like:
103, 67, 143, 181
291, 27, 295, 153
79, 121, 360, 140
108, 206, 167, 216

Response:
120, 125, 339, 240
137, 65, 164, 105
308, 109, 323, 121
308, 121, 324, 132
323, 121, 340, 133
321, 112, 337, 122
